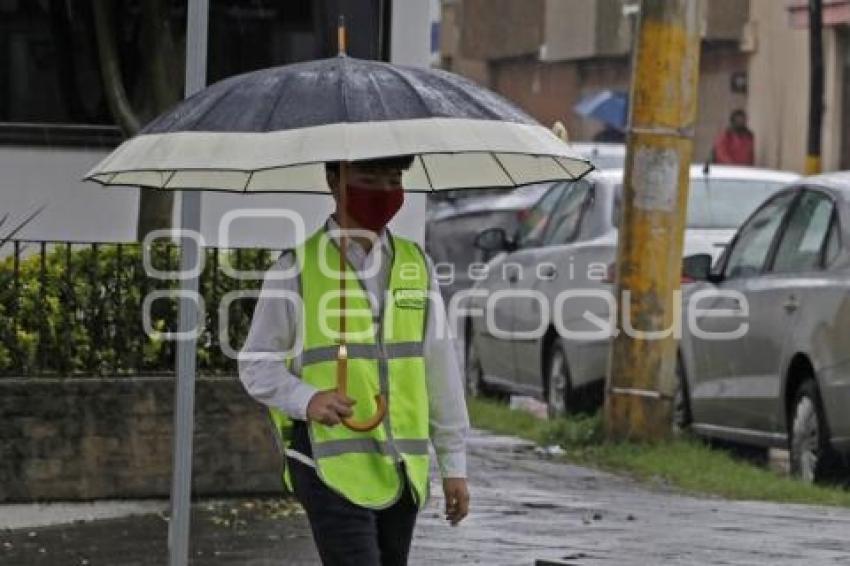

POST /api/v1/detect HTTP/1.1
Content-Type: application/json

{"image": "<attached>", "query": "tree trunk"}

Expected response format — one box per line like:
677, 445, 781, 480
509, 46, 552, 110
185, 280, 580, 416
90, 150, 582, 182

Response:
92, 0, 179, 241
92, 0, 142, 135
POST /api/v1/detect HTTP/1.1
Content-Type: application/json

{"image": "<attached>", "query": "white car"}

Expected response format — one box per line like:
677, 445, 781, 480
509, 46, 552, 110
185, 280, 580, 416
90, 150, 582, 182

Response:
567, 142, 627, 170
465, 165, 799, 415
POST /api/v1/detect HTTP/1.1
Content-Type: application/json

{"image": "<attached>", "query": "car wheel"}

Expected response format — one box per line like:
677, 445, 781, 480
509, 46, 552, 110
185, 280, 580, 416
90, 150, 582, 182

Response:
465, 336, 485, 399
789, 380, 834, 483
546, 342, 572, 419
673, 354, 692, 434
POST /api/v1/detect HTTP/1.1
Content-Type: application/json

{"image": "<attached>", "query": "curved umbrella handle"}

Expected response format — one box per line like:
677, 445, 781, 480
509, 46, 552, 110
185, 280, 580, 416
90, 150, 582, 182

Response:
336, 345, 387, 432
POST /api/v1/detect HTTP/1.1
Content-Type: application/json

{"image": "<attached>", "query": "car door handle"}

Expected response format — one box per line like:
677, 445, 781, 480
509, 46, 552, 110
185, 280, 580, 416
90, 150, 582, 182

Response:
783, 295, 799, 312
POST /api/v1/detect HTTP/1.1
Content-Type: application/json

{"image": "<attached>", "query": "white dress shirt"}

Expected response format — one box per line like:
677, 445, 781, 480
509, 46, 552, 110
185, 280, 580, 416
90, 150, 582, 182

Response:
238, 217, 469, 479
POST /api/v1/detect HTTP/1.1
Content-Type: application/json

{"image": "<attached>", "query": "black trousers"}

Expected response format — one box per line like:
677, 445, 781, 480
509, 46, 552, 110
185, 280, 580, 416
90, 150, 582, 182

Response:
288, 421, 419, 566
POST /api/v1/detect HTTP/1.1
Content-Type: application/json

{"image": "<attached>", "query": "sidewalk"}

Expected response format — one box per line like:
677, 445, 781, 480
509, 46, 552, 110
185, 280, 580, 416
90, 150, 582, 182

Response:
1, 498, 317, 565
3, 430, 850, 565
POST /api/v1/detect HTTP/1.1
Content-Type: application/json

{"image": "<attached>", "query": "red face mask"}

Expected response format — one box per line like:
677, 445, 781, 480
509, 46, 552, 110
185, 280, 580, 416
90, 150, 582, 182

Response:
342, 184, 404, 233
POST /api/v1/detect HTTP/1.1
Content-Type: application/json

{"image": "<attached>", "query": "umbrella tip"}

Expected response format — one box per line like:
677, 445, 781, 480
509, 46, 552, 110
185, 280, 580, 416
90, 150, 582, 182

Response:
337, 14, 347, 56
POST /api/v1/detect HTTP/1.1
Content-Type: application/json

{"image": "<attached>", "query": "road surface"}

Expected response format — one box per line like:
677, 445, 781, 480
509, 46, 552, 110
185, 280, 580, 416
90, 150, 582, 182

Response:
3, 429, 850, 565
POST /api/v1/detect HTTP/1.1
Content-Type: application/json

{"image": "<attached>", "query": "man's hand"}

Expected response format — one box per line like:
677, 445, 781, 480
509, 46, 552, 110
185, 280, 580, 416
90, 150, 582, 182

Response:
306, 390, 355, 426
442, 478, 469, 526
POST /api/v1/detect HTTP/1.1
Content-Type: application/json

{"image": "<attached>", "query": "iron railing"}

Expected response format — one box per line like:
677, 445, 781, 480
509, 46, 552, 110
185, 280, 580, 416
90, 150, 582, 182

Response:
0, 238, 280, 378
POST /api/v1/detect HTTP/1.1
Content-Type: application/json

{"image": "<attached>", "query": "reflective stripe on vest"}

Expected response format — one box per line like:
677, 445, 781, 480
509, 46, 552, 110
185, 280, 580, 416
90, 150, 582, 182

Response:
272, 227, 431, 510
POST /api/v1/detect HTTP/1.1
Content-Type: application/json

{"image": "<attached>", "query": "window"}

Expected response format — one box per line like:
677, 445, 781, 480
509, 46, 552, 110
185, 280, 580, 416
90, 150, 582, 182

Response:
0, 1, 111, 126
516, 182, 568, 247
1, 0, 386, 144
824, 216, 842, 267
723, 192, 796, 280
771, 191, 834, 273
541, 180, 592, 246
612, 178, 789, 231
686, 179, 789, 229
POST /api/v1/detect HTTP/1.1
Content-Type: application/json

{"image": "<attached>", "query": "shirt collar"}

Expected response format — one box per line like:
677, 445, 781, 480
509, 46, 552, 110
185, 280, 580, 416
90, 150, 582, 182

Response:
325, 215, 393, 260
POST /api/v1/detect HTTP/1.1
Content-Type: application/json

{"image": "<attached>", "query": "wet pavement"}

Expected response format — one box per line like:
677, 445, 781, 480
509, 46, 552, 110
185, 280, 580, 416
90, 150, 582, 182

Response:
3, 430, 850, 565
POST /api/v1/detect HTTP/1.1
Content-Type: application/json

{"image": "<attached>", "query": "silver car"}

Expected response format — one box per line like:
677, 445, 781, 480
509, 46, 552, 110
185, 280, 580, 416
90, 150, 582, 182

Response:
679, 172, 850, 482
426, 183, 552, 300
425, 144, 627, 302
464, 166, 798, 416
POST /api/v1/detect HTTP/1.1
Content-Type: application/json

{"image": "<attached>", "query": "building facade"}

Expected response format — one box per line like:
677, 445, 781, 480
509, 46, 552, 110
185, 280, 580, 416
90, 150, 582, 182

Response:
748, 0, 850, 173
441, 0, 750, 164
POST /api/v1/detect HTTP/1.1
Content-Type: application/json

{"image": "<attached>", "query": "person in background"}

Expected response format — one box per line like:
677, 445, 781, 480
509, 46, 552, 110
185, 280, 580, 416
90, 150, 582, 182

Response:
712, 109, 754, 166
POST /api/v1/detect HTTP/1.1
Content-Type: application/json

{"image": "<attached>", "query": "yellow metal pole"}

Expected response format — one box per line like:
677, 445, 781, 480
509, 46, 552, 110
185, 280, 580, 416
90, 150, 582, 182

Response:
805, 0, 824, 175
605, 0, 702, 442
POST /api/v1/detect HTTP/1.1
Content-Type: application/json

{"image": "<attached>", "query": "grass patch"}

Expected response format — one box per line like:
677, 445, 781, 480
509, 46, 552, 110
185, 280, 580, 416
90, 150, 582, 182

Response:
468, 397, 850, 507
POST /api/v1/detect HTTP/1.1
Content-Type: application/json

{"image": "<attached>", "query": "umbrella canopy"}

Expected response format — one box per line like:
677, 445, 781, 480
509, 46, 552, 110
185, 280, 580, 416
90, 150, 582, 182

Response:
574, 89, 629, 131
85, 56, 592, 192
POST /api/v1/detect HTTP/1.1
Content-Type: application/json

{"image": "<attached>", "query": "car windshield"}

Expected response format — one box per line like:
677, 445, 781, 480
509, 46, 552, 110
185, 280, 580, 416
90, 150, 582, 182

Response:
588, 153, 626, 170
611, 178, 789, 230
515, 182, 570, 246
686, 179, 788, 229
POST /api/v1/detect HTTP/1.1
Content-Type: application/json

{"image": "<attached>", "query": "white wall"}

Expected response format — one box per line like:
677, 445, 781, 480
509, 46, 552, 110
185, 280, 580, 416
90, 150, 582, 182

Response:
0, 146, 137, 243
390, 0, 435, 67
747, 0, 844, 173
0, 144, 427, 249
2, 2, 438, 249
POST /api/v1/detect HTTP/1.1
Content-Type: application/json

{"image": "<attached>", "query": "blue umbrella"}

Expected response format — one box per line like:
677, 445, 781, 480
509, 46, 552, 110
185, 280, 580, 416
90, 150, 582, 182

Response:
574, 90, 629, 131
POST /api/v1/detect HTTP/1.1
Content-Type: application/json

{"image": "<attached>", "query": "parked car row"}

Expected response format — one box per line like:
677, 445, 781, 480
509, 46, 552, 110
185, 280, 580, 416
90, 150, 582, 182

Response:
425, 143, 627, 300
462, 166, 797, 411
679, 173, 850, 482
439, 166, 850, 482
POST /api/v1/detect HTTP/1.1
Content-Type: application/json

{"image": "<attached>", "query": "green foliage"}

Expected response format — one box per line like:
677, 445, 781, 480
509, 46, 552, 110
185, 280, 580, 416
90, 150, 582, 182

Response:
467, 398, 850, 507
0, 243, 275, 377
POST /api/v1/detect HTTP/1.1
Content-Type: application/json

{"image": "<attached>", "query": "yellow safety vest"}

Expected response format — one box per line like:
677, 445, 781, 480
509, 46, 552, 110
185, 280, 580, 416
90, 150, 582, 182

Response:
269, 227, 431, 509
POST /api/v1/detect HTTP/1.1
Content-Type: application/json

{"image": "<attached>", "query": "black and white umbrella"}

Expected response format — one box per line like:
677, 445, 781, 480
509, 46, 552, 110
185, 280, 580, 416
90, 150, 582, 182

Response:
84, 23, 594, 565
86, 53, 596, 432
85, 56, 592, 191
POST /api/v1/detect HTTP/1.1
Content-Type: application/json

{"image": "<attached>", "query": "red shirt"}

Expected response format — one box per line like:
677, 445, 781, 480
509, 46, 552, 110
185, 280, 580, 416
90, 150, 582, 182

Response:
713, 129, 754, 166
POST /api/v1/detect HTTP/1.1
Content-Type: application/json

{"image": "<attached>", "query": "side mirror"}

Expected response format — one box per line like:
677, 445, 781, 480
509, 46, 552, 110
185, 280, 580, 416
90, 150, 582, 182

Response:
474, 227, 512, 254
682, 253, 713, 282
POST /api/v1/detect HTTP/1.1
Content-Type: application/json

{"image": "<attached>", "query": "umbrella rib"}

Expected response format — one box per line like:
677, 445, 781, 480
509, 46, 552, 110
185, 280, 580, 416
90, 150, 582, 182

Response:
162, 170, 178, 189
338, 57, 350, 127
260, 73, 294, 132
552, 156, 580, 181
490, 153, 518, 186
242, 170, 254, 193
379, 64, 434, 117
186, 83, 241, 131
418, 155, 435, 192
366, 73, 393, 121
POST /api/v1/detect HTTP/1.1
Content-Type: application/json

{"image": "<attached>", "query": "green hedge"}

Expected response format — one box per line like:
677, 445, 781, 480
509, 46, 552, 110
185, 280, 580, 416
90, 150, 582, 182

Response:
0, 243, 275, 377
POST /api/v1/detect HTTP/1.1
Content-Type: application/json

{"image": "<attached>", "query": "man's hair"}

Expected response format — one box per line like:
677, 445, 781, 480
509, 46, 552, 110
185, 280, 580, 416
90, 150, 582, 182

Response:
325, 155, 416, 177
730, 109, 746, 122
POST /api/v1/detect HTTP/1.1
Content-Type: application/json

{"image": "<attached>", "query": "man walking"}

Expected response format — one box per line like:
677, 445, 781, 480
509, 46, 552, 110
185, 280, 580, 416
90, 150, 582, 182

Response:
239, 155, 470, 566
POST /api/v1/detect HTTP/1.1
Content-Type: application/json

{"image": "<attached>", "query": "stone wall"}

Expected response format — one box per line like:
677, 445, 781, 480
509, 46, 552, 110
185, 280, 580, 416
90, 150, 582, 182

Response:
0, 377, 282, 502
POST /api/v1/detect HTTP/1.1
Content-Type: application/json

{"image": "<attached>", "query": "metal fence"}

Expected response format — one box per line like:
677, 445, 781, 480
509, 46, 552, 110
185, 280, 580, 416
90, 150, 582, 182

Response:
0, 239, 280, 378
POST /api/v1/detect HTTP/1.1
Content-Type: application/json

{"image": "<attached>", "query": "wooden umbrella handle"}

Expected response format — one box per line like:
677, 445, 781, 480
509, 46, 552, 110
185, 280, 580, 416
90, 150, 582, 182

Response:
336, 162, 386, 431
336, 344, 387, 432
